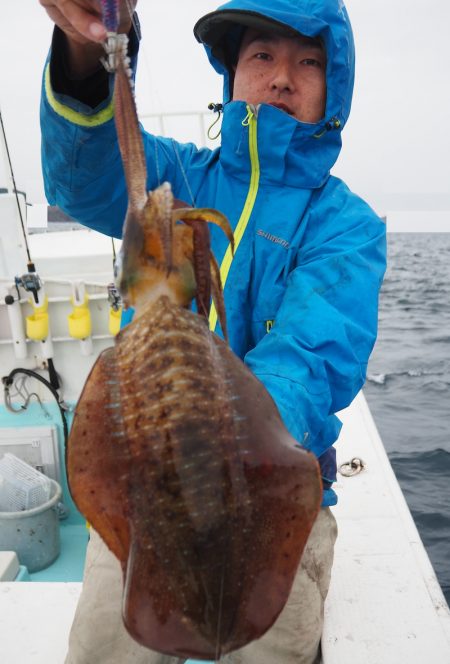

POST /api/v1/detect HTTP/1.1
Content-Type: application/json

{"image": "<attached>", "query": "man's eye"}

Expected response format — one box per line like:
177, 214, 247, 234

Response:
301, 58, 323, 68
254, 52, 272, 61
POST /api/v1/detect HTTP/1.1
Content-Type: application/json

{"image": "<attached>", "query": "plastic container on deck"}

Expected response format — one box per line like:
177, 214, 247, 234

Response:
0, 455, 62, 573
0, 454, 52, 511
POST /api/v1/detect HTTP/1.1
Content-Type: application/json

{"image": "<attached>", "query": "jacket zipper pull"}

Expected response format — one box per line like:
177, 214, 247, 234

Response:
242, 106, 256, 127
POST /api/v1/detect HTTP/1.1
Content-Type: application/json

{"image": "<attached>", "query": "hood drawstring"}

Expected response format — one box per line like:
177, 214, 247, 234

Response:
207, 103, 223, 140
313, 116, 341, 139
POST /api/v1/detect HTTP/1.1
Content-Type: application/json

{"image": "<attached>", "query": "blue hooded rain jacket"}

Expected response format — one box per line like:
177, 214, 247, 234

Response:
40, 0, 387, 506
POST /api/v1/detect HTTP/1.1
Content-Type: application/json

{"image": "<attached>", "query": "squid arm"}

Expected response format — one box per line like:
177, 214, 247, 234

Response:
113, 45, 233, 338
113, 58, 147, 212
209, 251, 228, 341
174, 208, 234, 338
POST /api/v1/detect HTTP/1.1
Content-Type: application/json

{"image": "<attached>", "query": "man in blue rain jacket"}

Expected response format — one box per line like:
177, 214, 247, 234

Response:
39, 0, 386, 662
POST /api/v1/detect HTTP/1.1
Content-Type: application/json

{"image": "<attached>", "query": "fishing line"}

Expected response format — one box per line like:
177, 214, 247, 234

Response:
123, 0, 165, 125
214, 558, 226, 663
0, 108, 32, 263
171, 139, 196, 207
124, 0, 139, 39
154, 139, 162, 188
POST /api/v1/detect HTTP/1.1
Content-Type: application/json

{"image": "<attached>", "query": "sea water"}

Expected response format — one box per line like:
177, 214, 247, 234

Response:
364, 232, 450, 603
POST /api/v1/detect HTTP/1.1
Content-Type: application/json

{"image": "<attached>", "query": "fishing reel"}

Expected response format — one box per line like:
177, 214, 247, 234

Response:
15, 262, 42, 305
107, 282, 122, 312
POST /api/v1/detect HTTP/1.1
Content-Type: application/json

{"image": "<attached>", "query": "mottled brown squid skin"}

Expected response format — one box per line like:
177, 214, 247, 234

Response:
68, 296, 322, 659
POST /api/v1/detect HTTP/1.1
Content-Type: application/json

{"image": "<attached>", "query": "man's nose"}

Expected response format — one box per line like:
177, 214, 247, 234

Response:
270, 62, 295, 92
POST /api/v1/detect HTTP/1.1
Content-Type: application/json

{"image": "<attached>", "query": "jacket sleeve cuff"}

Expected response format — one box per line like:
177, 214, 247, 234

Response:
45, 15, 140, 125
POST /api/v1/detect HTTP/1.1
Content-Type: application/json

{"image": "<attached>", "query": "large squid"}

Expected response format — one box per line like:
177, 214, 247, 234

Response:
67, 36, 322, 661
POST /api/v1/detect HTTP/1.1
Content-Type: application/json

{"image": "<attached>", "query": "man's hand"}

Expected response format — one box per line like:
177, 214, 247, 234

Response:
39, 0, 137, 44
39, 0, 138, 77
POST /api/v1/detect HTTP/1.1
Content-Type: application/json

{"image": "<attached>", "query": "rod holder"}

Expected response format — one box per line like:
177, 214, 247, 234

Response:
5, 294, 27, 360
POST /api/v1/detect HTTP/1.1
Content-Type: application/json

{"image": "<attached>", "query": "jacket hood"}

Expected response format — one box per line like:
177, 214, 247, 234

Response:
194, 0, 355, 183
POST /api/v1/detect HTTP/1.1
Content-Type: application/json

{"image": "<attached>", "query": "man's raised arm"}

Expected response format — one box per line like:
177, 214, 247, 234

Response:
39, 0, 136, 78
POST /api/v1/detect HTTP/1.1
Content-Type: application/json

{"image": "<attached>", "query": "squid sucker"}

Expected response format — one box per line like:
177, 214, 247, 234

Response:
67, 43, 322, 660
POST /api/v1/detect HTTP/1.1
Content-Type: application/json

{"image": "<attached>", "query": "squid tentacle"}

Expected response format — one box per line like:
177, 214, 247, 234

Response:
209, 252, 228, 341
113, 36, 233, 335
114, 58, 147, 212
180, 219, 211, 319
174, 209, 232, 338
175, 207, 235, 255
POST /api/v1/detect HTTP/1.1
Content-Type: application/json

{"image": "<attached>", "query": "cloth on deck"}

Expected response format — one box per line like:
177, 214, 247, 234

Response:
65, 508, 337, 664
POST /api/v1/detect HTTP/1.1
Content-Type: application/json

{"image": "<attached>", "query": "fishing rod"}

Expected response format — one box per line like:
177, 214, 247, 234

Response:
0, 106, 63, 390
0, 107, 32, 266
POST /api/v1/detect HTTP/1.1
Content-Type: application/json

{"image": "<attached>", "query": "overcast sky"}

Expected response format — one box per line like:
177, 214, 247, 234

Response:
1, 0, 450, 230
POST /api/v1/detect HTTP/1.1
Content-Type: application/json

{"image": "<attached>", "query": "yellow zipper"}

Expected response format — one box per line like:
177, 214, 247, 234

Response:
209, 106, 261, 332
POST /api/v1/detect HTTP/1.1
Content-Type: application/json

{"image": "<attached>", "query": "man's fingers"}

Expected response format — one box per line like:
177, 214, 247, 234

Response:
38, 0, 137, 43
39, 0, 106, 43
59, 0, 106, 41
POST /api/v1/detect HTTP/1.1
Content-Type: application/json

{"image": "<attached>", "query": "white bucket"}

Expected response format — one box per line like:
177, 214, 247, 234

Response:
0, 478, 62, 572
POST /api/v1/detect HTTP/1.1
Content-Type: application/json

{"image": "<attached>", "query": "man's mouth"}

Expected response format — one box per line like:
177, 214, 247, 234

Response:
270, 102, 294, 116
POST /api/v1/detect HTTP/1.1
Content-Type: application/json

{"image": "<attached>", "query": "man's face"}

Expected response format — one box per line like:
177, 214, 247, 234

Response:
232, 28, 327, 123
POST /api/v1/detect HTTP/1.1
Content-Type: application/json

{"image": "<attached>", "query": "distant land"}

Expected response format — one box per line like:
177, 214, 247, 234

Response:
384, 211, 450, 232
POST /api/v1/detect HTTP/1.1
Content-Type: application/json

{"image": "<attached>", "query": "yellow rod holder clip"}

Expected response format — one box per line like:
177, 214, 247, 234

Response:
26, 295, 49, 342
68, 282, 93, 355
21, 273, 54, 359
108, 306, 122, 336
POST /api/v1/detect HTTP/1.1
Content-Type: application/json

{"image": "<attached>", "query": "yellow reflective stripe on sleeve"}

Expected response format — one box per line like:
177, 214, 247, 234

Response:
209, 108, 260, 332
44, 64, 114, 128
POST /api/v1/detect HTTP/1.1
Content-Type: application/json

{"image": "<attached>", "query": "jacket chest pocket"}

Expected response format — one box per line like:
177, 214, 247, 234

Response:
250, 280, 287, 345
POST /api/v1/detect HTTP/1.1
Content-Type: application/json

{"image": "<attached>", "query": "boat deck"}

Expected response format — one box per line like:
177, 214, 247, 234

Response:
1, 393, 450, 663
323, 392, 450, 662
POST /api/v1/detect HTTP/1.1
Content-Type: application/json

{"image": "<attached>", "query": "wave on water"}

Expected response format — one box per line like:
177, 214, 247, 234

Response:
389, 448, 450, 478
366, 373, 386, 385
428, 335, 450, 344
366, 369, 450, 385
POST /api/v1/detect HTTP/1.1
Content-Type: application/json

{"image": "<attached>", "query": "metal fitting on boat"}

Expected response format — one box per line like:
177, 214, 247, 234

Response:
338, 457, 366, 477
